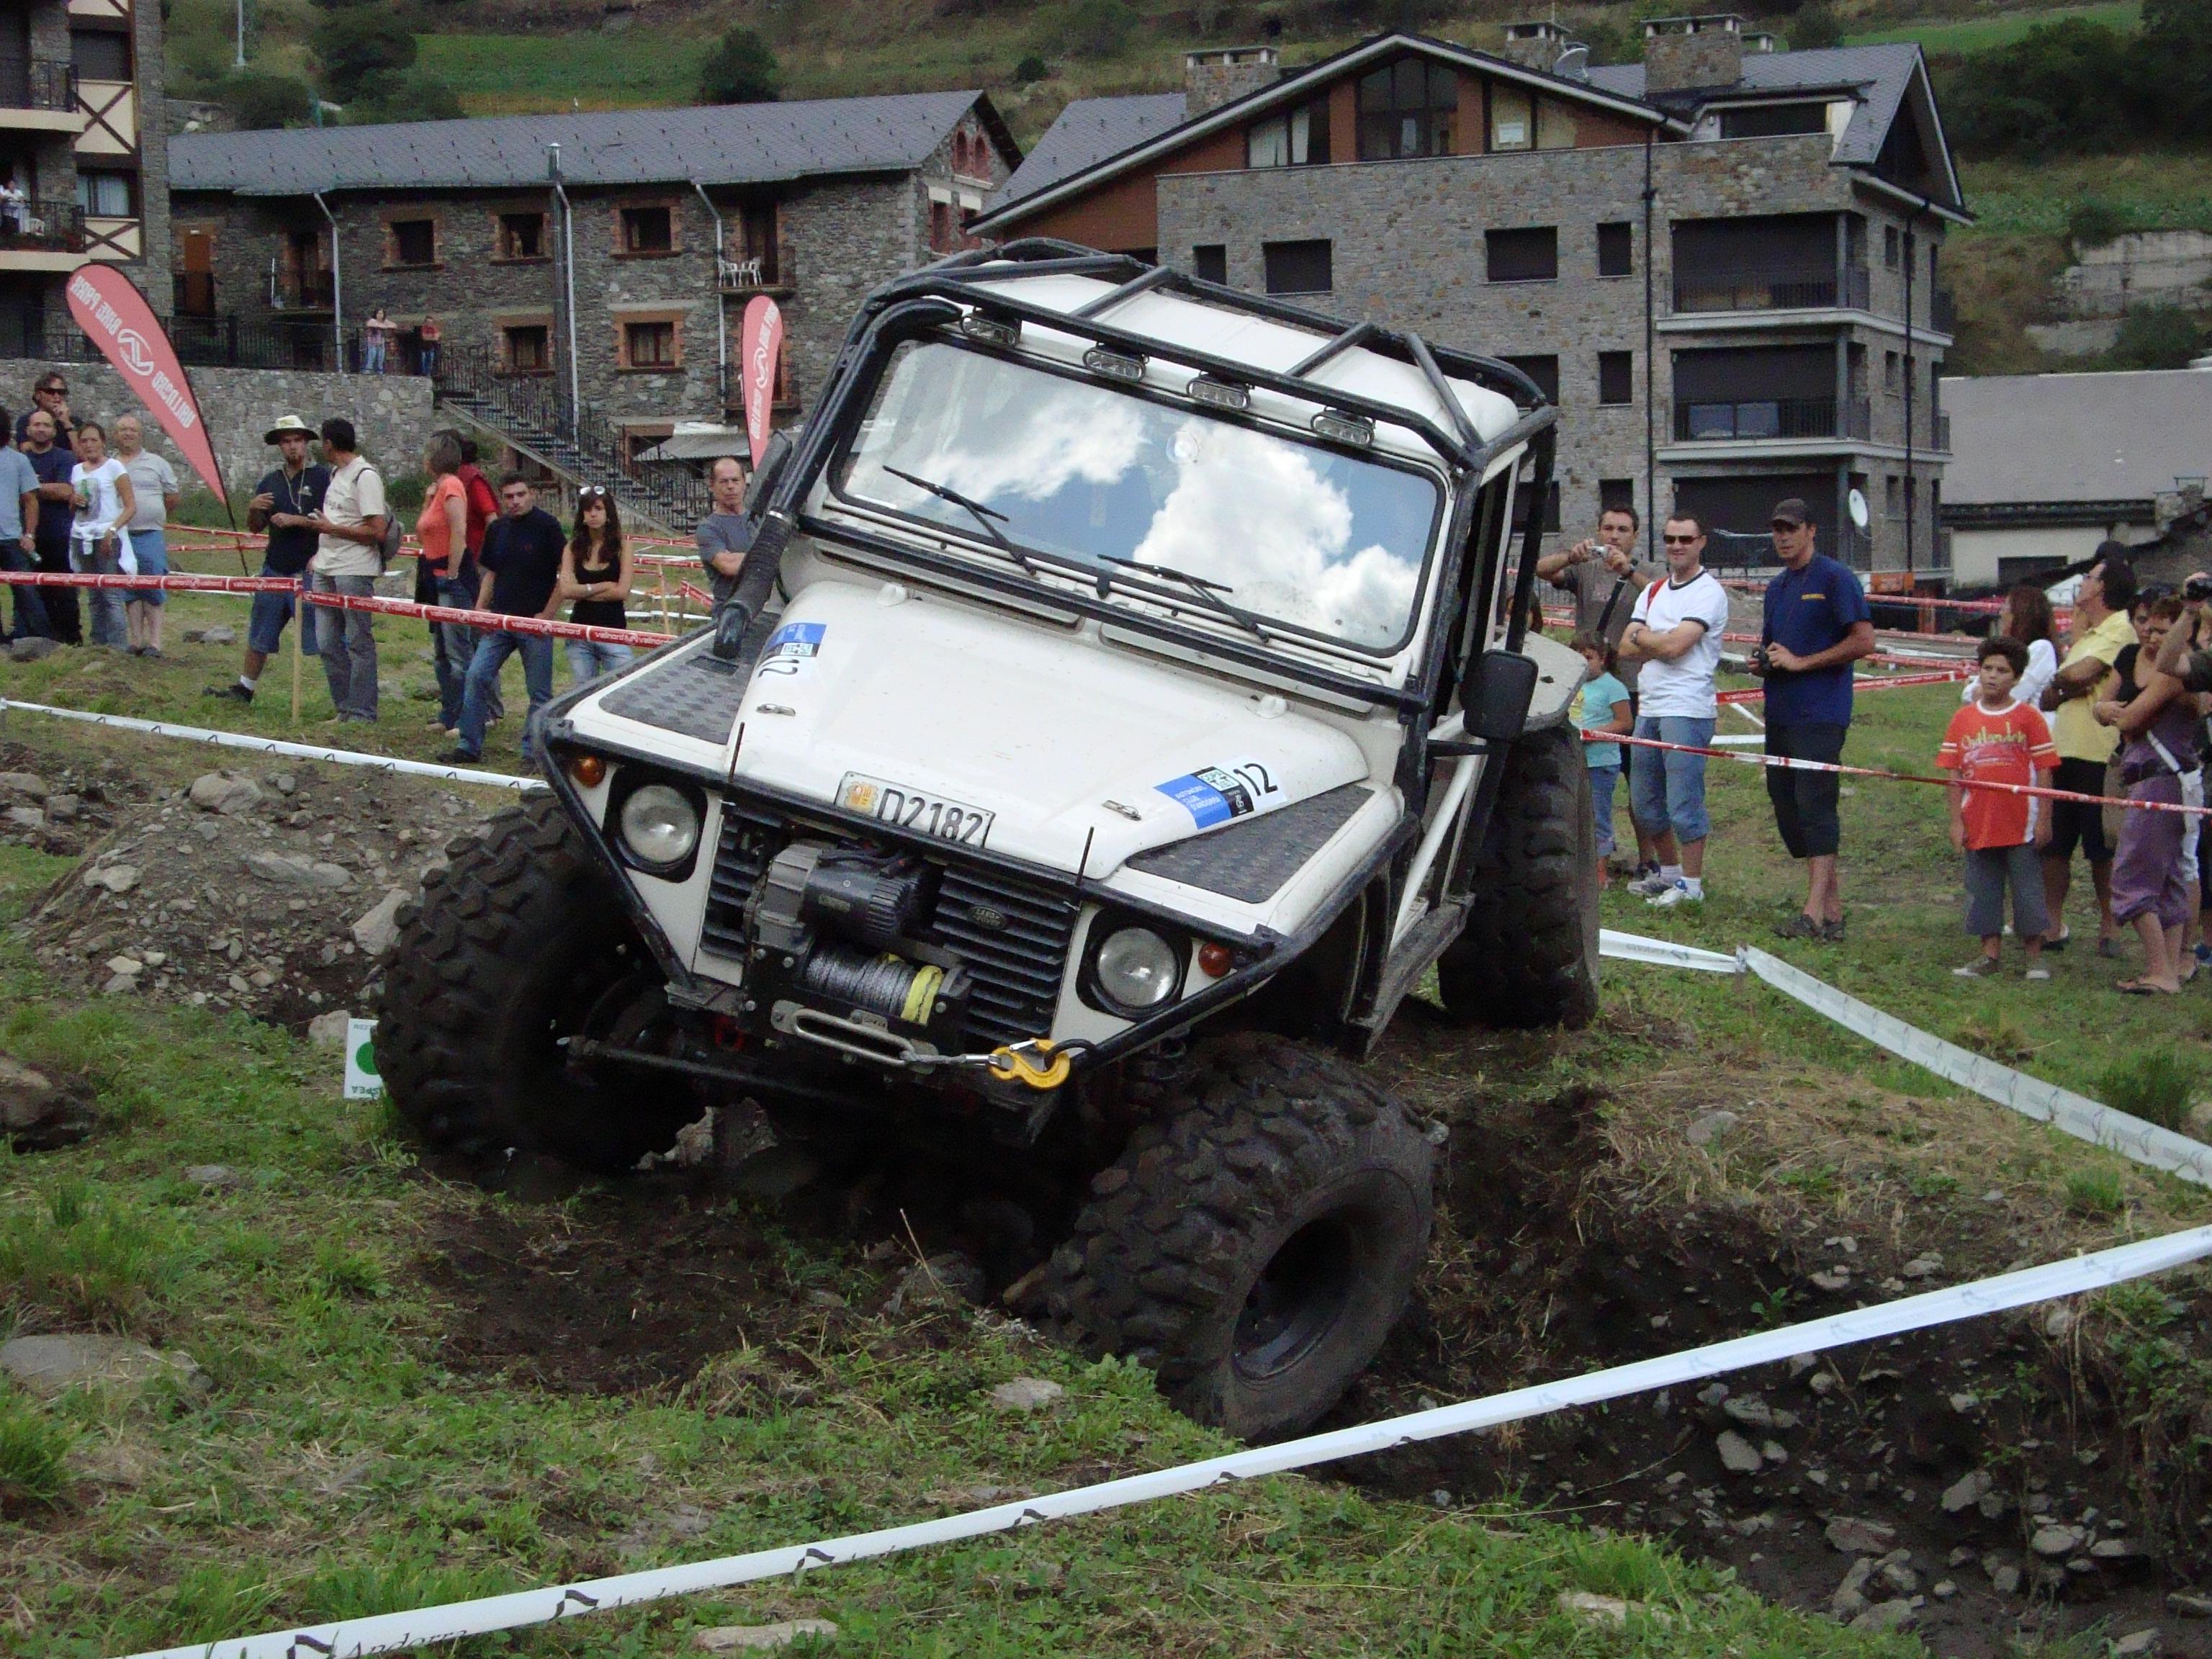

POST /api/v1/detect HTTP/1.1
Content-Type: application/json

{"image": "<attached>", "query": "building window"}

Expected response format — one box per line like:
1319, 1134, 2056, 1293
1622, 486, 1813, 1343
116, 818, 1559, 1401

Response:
1596, 221, 1633, 277
1192, 243, 1227, 284
1503, 354, 1560, 404
1718, 102, 1829, 139
71, 29, 130, 80
1263, 238, 1331, 294
498, 213, 545, 260
1884, 474, 1901, 516
624, 320, 678, 369
1598, 350, 1633, 405
929, 198, 954, 254
1486, 225, 1557, 283
503, 325, 549, 374
739, 202, 780, 279
1884, 224, 1901, 269
1490, 84, 1532, 152
1518, 480, 1563, 534
1884, 349, 1900, 392
390, 218, 436, 267
1356, 57, 1457, 161
76, 171, 135, 217
1599, 478, 1635, 516
1248, 98, 1331, 167
621, 205, 673, 255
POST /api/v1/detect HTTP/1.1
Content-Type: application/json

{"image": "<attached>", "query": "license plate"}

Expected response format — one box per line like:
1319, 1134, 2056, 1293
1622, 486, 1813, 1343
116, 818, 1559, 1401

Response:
837, 773, 995, 847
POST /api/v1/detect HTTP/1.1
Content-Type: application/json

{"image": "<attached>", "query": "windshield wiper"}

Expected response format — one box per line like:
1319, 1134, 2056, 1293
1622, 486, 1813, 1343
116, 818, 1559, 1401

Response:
1096, 554, 1268, 639
882, 465, 1012, 549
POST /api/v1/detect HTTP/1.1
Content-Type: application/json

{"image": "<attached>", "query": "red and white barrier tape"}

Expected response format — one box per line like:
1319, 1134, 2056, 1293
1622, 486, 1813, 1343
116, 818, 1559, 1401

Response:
1713, 667, 1974, 706
1598, 727, 2212, 817
0, 570, 297, 593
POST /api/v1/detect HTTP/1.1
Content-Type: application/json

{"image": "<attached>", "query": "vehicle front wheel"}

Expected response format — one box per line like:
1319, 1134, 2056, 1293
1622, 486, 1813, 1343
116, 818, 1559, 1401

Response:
1048, 1033, 1434, 1441
377, 794, 696, 1174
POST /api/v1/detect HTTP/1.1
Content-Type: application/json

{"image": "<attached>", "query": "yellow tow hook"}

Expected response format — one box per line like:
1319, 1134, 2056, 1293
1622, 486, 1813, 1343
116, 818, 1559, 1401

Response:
987, 1040, 1073, 1090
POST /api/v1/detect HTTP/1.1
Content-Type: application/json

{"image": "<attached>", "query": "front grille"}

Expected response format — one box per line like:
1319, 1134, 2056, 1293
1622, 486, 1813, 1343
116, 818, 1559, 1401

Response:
697, 794, 1081, 1050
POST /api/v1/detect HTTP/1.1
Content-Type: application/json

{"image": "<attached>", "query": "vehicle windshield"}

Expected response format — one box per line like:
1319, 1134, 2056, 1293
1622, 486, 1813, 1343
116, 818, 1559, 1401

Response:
830, 341, 1443, 652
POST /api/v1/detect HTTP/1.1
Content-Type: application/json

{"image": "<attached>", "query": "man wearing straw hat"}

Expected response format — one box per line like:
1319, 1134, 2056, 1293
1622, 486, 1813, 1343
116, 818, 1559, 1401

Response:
206, 415, 328, 705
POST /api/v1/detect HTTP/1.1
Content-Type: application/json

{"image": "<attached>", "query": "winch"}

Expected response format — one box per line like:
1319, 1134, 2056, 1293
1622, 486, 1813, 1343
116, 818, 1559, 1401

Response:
746, 840, 969, 1040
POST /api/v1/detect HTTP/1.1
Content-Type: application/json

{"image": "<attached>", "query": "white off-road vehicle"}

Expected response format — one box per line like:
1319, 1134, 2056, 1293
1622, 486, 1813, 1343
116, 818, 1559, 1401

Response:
380, 240, 1596, 1438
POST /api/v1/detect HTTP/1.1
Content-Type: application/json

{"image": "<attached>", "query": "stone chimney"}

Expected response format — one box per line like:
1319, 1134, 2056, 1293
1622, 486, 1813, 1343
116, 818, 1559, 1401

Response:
1499, 19, 1576, 73
1184, 46, 1280, 117
1642, 14, 1745, 95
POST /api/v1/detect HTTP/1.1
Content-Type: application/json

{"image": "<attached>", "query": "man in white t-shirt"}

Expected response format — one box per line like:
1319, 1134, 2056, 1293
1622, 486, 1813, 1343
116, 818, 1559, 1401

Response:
301, 416, 389, 722
1618, 511, 1732, 907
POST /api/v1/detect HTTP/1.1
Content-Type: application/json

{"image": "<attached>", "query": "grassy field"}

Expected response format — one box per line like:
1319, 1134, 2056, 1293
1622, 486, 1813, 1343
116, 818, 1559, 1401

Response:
1845, 1, 2141, 53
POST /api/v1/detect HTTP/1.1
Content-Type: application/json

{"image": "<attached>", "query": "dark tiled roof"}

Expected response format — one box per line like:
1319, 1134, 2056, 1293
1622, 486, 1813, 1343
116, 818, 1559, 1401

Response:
174, 91, 1010, 195
1586, 43, 1923, 168
997, 92, 1187, 204
1942, 369, 2212, 505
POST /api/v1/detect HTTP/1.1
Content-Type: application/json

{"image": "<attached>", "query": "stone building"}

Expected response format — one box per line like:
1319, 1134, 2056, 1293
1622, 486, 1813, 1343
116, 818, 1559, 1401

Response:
978, 20, 1967, 584
167, 93, 1018, 455
0, 0, 171, 350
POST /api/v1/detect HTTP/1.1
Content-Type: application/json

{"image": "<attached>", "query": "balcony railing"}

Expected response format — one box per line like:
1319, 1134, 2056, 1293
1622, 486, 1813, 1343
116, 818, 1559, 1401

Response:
0, 198, 84, 253
0, 57, 76, 113
1673, 395, 1871, 442
717, 242, 795, 292
1673, 263, 1869, 315
0, 307, 354, 372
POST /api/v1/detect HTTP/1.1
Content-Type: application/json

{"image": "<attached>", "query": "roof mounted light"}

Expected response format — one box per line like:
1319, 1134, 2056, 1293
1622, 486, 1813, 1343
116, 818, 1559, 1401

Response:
960, 312, 1020, 349
1082, 346, 1147, 382
1310, 408, 1375, 447
1186, 375, 1251, 411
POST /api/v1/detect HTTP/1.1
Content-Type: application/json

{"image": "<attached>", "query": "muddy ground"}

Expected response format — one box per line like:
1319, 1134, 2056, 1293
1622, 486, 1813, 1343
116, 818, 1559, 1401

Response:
14, 747, 2212, 1655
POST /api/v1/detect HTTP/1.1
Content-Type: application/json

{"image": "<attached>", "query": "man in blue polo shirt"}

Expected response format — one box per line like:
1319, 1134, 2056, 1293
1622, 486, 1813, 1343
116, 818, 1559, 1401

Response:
1754, 497, 1875, 941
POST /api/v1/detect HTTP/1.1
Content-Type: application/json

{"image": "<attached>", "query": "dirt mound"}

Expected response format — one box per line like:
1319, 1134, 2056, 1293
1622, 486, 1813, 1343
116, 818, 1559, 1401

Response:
0, 737, 148, 859
14, 756, 497, 1031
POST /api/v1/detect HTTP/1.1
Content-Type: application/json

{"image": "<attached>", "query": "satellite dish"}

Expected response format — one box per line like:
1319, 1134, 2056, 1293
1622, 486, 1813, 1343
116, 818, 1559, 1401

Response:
1553, 45, 1591, 79
1847, 487, 1871, 531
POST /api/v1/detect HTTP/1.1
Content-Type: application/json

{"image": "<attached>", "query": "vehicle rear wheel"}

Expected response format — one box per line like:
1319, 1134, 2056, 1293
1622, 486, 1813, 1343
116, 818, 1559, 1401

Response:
1437, 722, 1599, 1029
1048, 1033, 1434, 1441
377, 794, 696, 1174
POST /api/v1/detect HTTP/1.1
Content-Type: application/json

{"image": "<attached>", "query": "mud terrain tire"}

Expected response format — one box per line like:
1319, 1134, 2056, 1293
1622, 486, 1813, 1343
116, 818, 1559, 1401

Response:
378, 795, 692, 1173
1048, 1033, 1434, 1440
1437, 723, 1599, 1029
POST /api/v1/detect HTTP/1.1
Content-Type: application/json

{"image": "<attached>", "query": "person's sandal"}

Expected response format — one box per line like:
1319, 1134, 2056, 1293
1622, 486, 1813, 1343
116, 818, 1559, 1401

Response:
1774, 912, 1822, 940
1819, 918, 1846, 943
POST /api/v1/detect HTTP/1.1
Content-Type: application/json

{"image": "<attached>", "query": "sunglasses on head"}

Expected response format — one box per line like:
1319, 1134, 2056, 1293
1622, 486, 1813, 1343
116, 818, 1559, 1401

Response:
577, 486, 610, 498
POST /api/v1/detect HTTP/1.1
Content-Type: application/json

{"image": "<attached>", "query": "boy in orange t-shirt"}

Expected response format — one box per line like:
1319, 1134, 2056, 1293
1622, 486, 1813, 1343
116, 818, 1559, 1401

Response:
1938, 636, 2059, 979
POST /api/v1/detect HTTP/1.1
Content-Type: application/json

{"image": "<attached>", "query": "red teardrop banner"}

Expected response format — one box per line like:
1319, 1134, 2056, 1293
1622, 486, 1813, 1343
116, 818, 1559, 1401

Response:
66, 264, 228, 505
740, 295, 783, 468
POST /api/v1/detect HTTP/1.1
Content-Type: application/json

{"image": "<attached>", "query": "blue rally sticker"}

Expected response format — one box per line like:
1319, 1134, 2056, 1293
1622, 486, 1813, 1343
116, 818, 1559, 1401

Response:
1153, 757, 1283, 827
755, 621, 825, 680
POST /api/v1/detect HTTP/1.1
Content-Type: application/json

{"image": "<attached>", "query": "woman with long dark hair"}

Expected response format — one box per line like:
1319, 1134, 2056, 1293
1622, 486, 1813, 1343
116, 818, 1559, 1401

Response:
555, 485, 634, 683
1964, 582, 2059, 709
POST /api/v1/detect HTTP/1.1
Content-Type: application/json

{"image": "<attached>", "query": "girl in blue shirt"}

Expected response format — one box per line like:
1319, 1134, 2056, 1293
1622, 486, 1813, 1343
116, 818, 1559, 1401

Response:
1572, 630, 1635, 886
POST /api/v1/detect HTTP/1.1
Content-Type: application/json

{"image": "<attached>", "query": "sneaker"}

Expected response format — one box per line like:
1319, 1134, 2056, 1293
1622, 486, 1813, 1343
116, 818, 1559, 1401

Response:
2026, 966, 2051, 981
1953, 958, 2000, 977
1819, 918, 1846, 943
1627, 870, 1676, 897
204, 683, 253, 703
439, 747, 482, 765
1648, 881, 1701, 909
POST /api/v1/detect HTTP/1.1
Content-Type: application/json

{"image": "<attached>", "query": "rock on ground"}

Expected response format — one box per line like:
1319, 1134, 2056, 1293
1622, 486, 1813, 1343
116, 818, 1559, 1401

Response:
351, 889, 408, 957
189, 770, 264, 815
1825, 1516, 1898, 1555
1848, 1600, 1915, 1634
308, 1011, 352, 1049
989, 1377, 1066, 1413
0, 1334, 205, 1398
1715, 1430, 1762, 1474
691, 1621, 839, 1651
0, 1053, 95, 1150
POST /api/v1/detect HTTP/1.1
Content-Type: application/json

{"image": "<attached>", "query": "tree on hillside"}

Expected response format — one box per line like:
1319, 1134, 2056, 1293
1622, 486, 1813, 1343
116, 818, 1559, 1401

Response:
2140, 0, 2212, 141
697, 26, 781, 104
218, 69, 316, 129
311, 2, 419, 102
1056, 0, 1136, 60
346, 71, 465, 124
1934, 19, 2140, 159
1786, 4, 1843, 50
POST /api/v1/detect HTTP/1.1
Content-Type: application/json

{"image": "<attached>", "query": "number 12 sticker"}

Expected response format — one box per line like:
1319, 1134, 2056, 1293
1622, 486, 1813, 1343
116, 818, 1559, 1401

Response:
1154, 755, 1285, 829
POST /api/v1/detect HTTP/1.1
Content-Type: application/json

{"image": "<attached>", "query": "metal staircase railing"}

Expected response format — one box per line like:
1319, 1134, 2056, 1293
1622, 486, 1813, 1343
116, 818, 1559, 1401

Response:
431, 340, 713, 534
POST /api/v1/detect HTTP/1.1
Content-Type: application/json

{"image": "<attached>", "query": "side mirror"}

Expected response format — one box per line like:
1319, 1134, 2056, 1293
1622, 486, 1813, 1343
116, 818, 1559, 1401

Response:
1462, 648, 1538, 743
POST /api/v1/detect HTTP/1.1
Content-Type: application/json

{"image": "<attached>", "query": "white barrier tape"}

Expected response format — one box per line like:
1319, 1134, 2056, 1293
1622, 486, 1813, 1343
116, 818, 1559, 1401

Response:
0, 698, 545, 792
1740, 945, 2212, 1188
116, 1223, 2212, 1659
1599, 928, 1744, 974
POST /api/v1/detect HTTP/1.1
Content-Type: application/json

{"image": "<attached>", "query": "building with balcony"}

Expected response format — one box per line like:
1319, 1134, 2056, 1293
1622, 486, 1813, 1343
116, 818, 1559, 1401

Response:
1941, 366, 2212, 590
977, 18, 1966, 582
168, 93, 1017, 450
0, 0, 169, 351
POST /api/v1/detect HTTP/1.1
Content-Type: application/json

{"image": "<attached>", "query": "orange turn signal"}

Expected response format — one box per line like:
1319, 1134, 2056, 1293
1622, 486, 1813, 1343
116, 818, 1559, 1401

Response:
1197, 941, 1234, 979
568, 753, 607, 788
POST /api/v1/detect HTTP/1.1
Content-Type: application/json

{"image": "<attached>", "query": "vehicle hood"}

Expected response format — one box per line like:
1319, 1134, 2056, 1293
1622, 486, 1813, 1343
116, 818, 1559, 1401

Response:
725, 580, 1370, 873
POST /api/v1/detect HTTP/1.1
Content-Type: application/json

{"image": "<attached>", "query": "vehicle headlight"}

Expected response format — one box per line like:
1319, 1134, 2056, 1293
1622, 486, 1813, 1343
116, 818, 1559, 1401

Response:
1094, 926, 1180, 1012
619, 783, 700, 871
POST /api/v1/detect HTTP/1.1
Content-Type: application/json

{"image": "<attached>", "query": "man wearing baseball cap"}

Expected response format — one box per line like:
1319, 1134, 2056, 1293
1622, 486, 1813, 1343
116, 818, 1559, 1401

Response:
206, 415, 328, 704
1753, 497, 1874, 940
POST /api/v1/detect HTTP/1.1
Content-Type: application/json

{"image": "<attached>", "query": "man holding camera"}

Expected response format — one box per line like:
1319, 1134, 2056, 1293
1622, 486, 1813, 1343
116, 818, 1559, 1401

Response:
1539, 503, 1663, 873
1753, 500, 1875, 941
